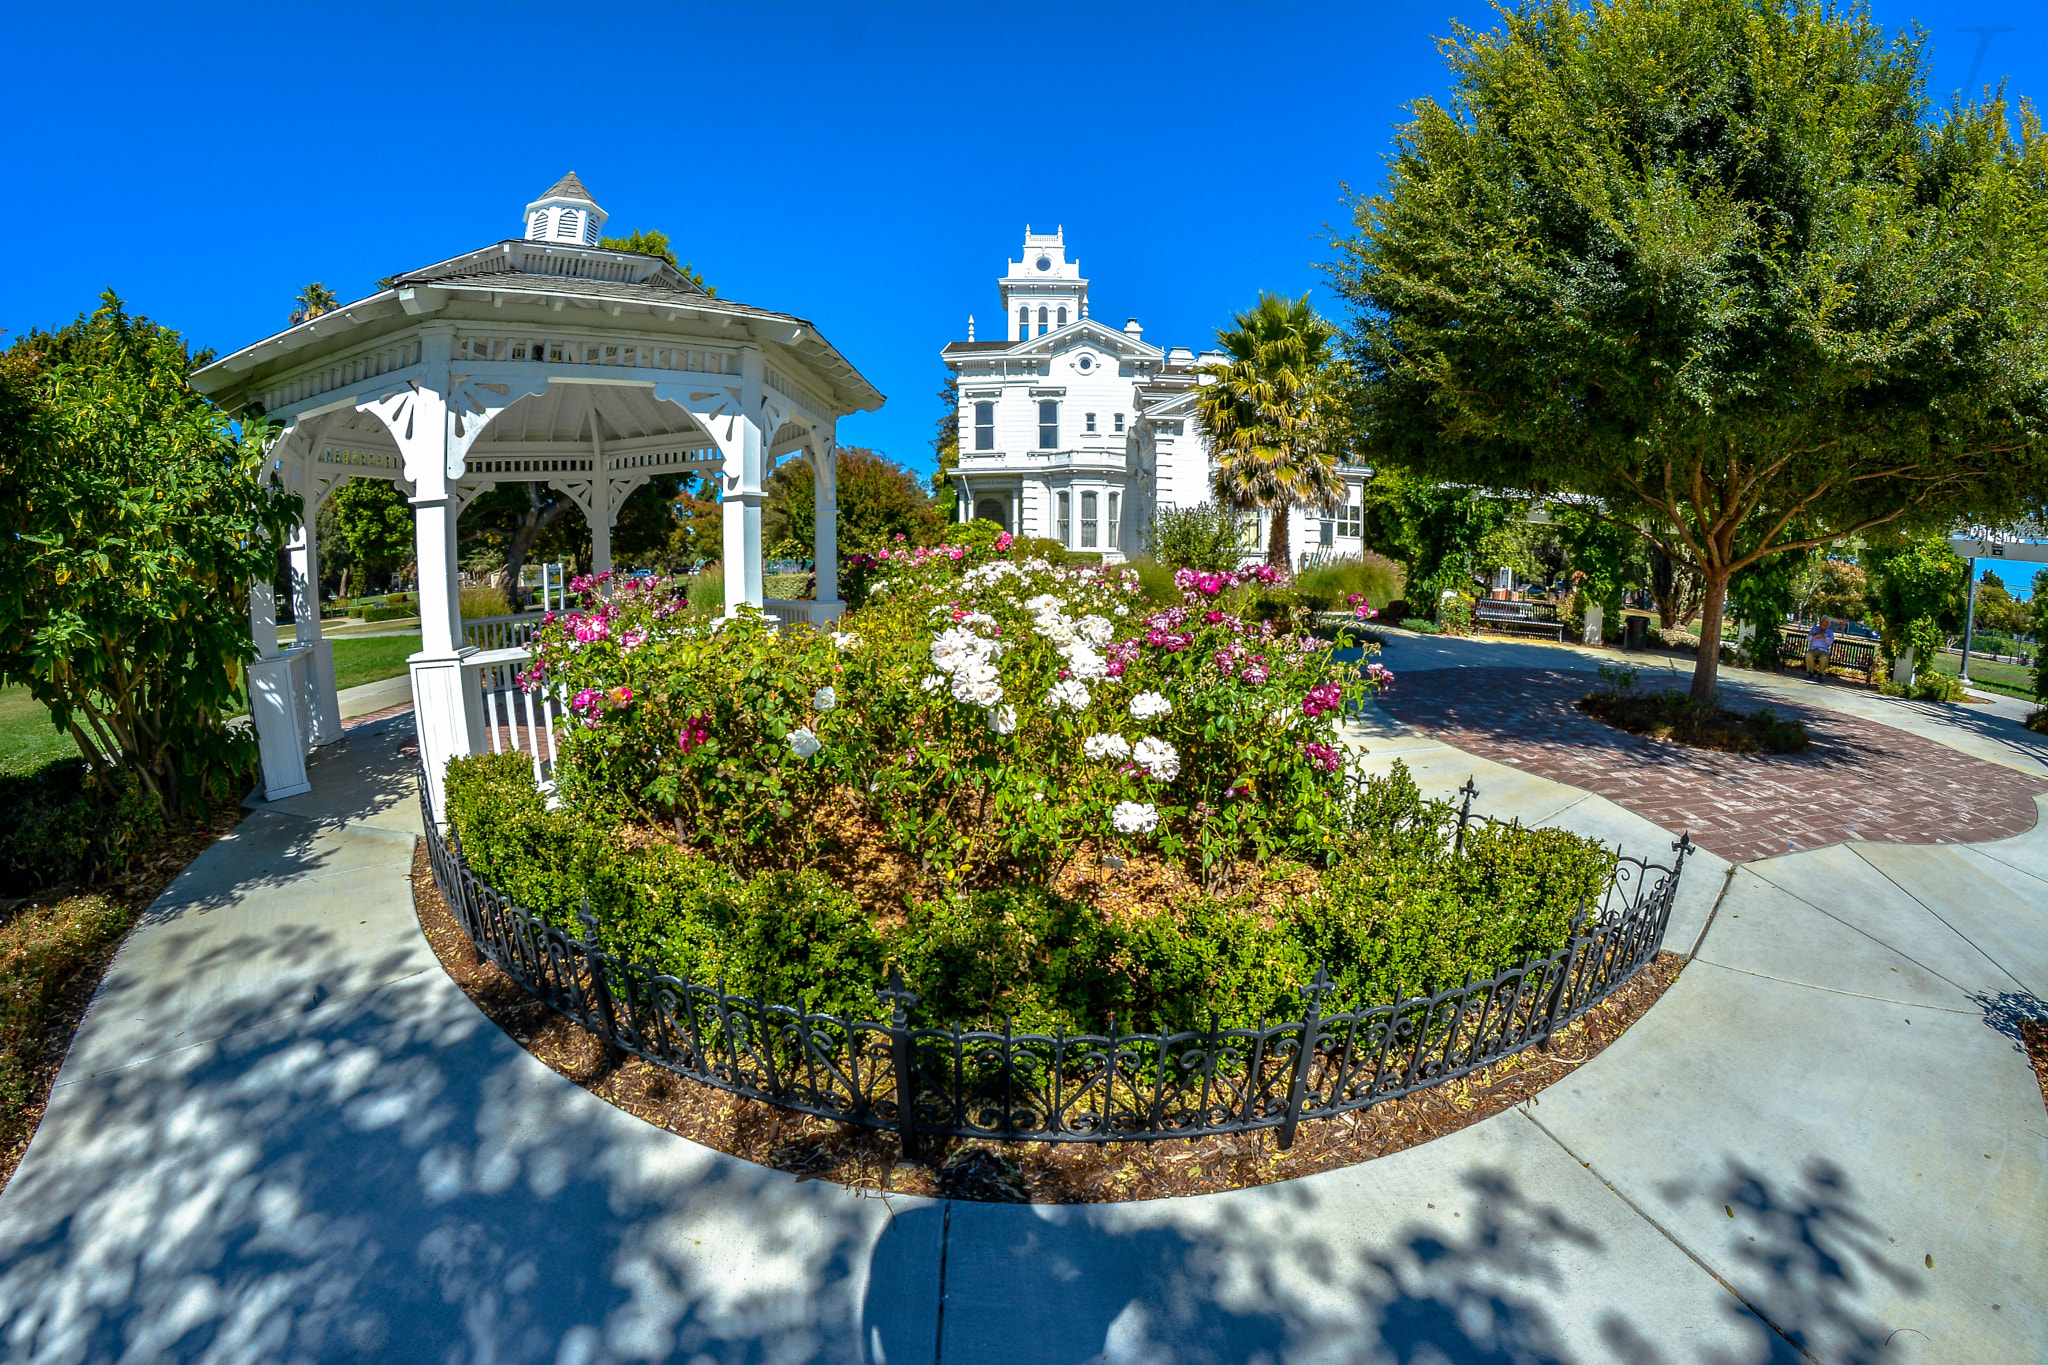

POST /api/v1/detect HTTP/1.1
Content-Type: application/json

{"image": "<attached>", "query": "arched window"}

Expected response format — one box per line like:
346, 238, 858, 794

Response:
974, 498, 1009, 532
1057, 306, 1068, 327
1018, 305, 1030, 338
1038, 306, 1048, 330
1081, 492, 1099, 548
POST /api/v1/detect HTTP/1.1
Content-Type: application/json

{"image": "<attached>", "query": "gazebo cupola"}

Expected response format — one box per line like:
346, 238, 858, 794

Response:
523, 171, 607, 245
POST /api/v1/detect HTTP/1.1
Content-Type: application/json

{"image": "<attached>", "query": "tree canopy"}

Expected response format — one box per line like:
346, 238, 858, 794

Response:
0, 294, 299, 815
1330, 0, 2048, 699
597, 229, 715, 295
763, 447, 939, 560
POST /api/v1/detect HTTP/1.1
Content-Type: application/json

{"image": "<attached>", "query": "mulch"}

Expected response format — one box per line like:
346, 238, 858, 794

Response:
411, 840, 1682, 1204
0, 806, 244, 1197
2024, 1020, 2048, 1113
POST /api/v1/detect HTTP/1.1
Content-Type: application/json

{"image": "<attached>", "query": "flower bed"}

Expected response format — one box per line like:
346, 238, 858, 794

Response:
449, 541, 1639, 1034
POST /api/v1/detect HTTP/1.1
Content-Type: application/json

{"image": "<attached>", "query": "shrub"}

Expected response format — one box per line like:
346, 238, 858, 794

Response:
1578, 689, 1812, 754
1400, 618, 1440, 634
2026, 707, 2048, 735
1149, 503, 1253, 571
1124, 557, 1183, 606
361, 604, 415, 623
445, 748, 1622, 1033
0, 759, 163, 893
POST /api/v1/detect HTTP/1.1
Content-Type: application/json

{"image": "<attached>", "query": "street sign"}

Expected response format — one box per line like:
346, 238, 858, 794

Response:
1948, 536, 2048, 564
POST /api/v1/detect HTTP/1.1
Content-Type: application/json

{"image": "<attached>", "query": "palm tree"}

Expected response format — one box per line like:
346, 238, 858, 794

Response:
1194, 293, 1346, 568
289, 282, 340, 326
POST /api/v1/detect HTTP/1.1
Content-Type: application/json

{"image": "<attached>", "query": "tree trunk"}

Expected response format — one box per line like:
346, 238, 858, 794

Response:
1690, 570, 1730, 704
501, 483, 575, 611
1266, 504, 1291, 569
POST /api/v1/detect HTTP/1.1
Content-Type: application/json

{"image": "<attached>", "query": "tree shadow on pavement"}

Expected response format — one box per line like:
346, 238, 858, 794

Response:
864, 1164, 1804, 1365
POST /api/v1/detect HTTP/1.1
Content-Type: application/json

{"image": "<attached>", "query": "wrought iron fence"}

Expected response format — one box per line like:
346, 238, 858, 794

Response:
422, 778, 1690, 1155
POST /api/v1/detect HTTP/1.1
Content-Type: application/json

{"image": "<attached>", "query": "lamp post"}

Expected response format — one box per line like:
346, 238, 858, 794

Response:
1959, 558, 1979, 684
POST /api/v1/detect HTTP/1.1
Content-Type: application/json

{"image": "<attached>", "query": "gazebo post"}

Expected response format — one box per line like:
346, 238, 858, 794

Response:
286, 504, 343, 745
406, 327, 484, 819
724, 347, 768, 615
812, 433, 840, 610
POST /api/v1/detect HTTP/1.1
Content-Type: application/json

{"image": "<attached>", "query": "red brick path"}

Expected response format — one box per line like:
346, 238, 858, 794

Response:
1377, 669, 2048, 863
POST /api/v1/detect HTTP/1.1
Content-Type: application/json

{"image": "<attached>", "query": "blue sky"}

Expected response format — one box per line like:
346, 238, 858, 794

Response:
4, 0, 2043, 522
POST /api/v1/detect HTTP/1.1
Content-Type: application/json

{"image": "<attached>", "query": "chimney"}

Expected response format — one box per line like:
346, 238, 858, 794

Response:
1124, 318, 1143, 341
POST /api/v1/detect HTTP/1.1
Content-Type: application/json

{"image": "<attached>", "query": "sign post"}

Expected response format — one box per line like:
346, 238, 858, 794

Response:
1947, 534, 2048, 687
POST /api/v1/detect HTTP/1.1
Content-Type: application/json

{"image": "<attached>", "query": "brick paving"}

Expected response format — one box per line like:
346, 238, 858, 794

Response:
1378, 668, 2048, 863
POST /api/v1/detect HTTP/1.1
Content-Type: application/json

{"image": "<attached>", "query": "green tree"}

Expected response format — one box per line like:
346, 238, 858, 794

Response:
762, 447, 939, 559
1359, 472, 1514, 616
2032, 569, 2048, 701
1330, 0, 2048, 702
1196, 293, 1348, 568
930, 371, 961, 514
0, 293, 300, 815
289, 282, 339, 326
597, 229, 715, 295
1862, 536, 1968, 677
327, 478, 414, 592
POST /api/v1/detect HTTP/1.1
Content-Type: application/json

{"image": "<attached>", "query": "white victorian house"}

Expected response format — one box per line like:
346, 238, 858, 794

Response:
942, 227, 1370, 564
193, 174, 882, 815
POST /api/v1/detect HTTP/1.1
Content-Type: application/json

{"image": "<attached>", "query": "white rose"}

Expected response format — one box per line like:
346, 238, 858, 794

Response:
1082, 733, 1132, 761
787, 726, 822, 758
1130, 691, 1173, 720
1076, 615, 1114, 645
1132, 736, 1180, 782
1062, 642, 1108, 681
1046, 678, 1091, 711
813, 686, 838, 712
920, 673, 945, 693
829, 631, 860, 649
1111, 801, 1160, 835
986, 704, 1017, 735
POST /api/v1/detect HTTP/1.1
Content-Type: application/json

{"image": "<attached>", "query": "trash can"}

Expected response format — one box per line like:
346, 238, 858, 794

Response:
1623, 614, 1649, 651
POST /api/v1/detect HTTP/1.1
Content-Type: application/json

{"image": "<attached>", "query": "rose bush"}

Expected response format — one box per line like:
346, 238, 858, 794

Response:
446, 538, 1617, 1032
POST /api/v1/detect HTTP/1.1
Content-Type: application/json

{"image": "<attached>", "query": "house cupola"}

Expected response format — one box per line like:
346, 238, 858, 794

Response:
524, 172, 607, 246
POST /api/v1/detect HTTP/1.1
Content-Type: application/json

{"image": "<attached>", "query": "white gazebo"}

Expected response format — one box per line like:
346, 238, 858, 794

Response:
193, 174, 883, 814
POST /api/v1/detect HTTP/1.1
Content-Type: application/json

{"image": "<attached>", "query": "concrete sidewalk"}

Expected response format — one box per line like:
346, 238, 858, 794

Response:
0, 708, 2043, 1361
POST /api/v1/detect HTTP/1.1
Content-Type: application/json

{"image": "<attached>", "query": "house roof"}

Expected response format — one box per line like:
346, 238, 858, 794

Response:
940, 316, 1164, 365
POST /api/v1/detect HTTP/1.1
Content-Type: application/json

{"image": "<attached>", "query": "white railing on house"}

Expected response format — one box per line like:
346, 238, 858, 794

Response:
465, 647, 560, 790
763, 598, 847, 628
462, 613, 547, 652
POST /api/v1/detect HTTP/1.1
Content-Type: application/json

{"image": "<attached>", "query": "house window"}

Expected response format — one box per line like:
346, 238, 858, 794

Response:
1017, 305, 1029, 338
1107, 491, 1120, 550
1319, 517, 1335, 547
1057, 491, 1071, 545
1057, 306, 1068, 327
1039, 401, 1058, 449
973, 402, 994, 451
1338, 504, 1363, 538
1081, 492, 1098, 548
1085, 412, 1097, 433
1113, 412, 1124, 433
974, 498, 1009, 532
1037, 306, 1048, 332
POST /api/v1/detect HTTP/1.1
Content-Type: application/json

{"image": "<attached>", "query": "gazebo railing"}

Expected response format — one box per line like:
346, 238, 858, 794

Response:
462, 612, 547, 652
464, 649, 560, 790
423, 776, 1691, 1155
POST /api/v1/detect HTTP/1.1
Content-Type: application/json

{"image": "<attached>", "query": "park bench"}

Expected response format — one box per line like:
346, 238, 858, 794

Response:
1475, 598, 1566, 642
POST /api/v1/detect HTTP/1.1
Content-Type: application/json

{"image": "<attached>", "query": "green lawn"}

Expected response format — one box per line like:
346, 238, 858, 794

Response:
1929, 650, 2039, 701
331, 633, 421, 691
0, 687, 81, 777
0, 634, 423, 778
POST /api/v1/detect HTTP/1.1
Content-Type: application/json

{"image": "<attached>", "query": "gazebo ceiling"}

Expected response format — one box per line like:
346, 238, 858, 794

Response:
478, 382, 716, 451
